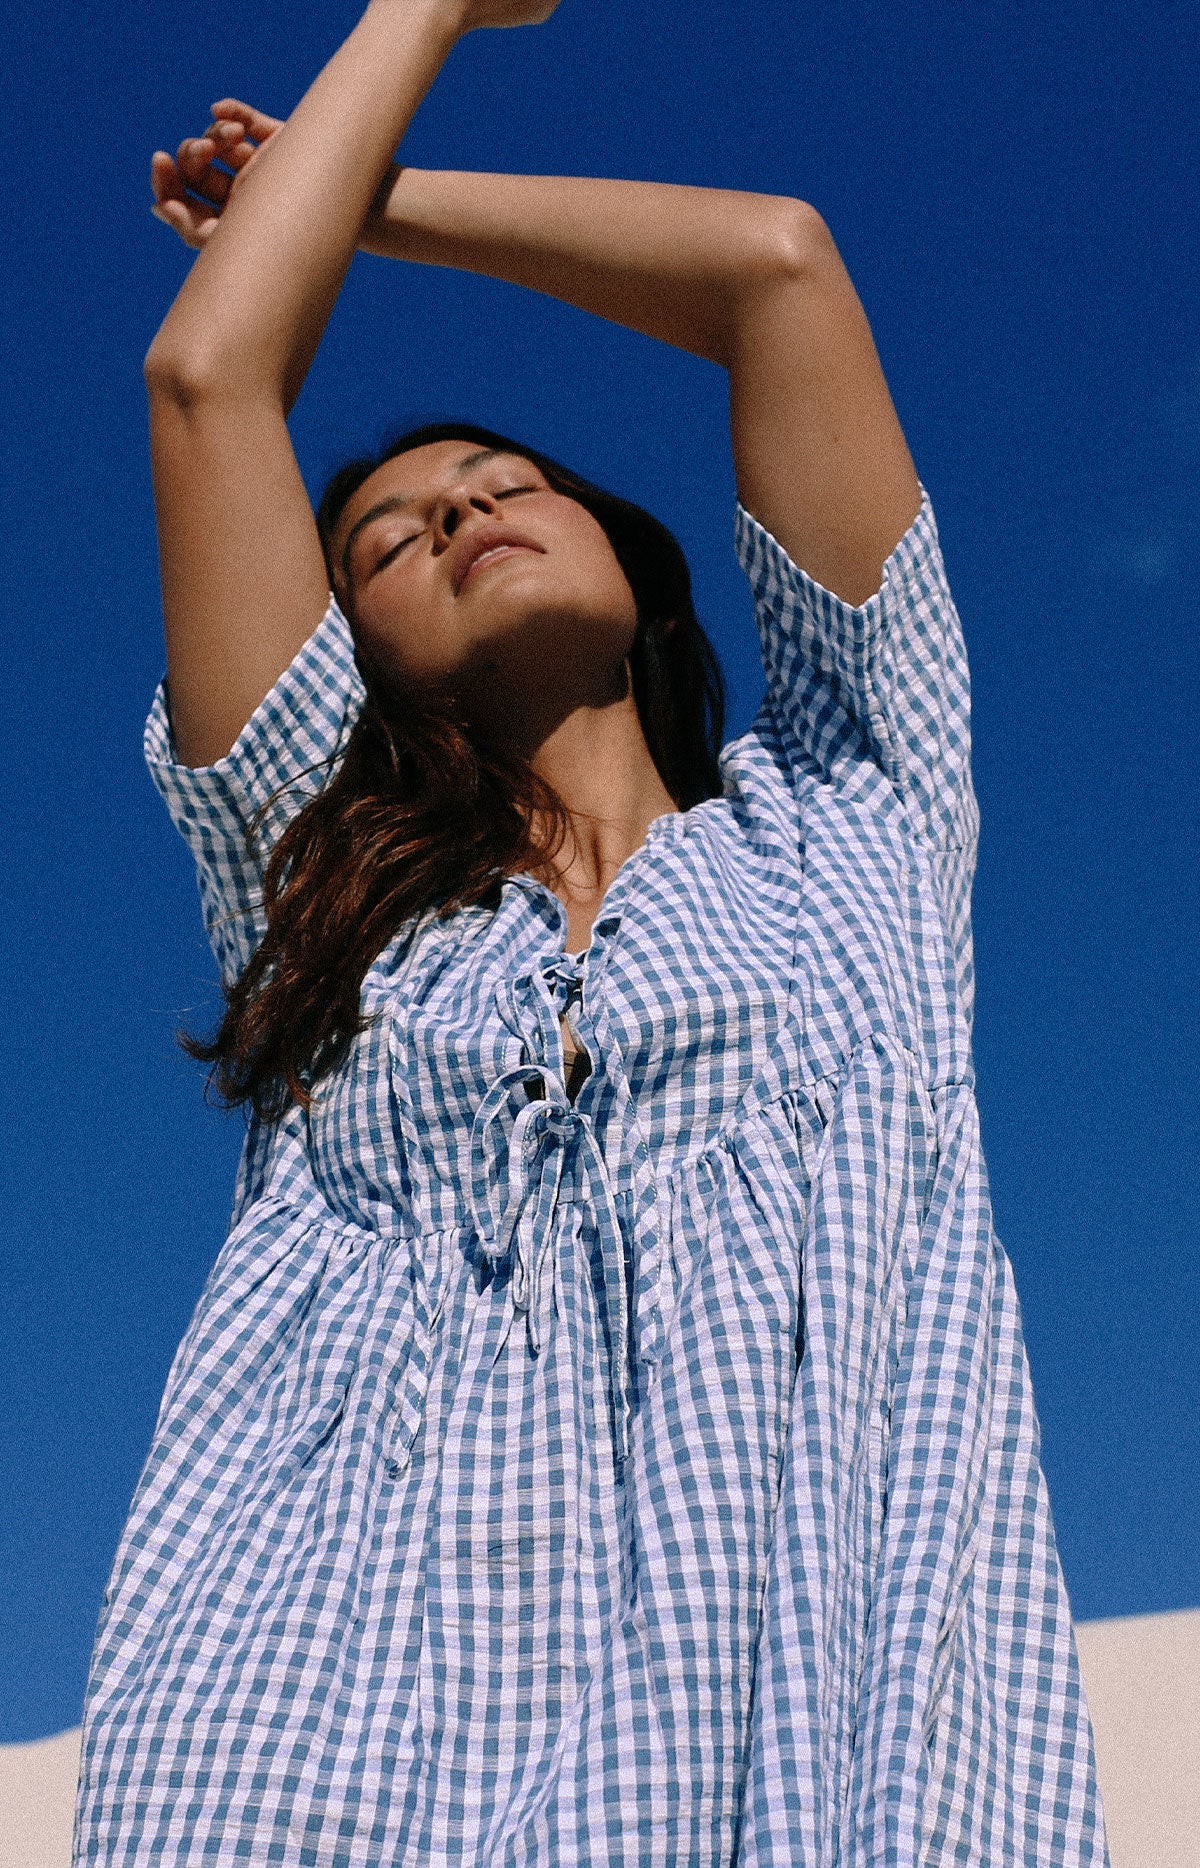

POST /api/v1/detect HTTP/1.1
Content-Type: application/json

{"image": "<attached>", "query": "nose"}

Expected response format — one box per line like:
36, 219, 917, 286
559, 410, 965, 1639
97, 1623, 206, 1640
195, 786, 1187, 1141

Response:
433, 483, 500, 546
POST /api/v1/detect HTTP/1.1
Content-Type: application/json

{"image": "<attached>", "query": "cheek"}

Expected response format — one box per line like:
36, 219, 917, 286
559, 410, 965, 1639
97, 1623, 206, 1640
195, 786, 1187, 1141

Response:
577, 539, 640, 648
353, 586, 462, 687
547, 509, 638, 629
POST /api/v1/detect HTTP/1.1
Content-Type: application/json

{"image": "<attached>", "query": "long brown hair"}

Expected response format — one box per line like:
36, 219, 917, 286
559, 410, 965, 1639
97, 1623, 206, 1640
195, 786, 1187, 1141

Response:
186, 423, 725, 1121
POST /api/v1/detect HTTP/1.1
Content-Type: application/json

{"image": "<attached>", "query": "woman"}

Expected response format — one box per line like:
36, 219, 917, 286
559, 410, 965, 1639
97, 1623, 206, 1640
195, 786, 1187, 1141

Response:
76, 1, 1108, 1863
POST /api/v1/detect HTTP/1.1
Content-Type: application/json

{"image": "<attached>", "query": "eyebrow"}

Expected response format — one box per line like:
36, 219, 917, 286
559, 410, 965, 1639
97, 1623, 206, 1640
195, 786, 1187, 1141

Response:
337, 448, 504, 588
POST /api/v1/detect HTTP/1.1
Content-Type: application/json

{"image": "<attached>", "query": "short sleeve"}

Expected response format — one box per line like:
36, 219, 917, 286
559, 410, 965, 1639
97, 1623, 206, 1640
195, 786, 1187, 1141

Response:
734, 487, 979, 853
144, 597, 364, 987
734, 488, 981, 972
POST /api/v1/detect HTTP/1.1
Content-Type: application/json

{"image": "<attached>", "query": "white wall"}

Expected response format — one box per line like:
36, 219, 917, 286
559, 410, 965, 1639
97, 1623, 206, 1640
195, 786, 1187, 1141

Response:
1075, 1607, 1200, 1868
3, 1609, 1197, 1867
0, 1727, 78, 1868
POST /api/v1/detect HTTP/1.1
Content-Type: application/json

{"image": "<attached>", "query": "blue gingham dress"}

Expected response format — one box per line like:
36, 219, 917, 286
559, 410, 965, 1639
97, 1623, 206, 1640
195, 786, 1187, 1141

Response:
75, 489, 1109, 1866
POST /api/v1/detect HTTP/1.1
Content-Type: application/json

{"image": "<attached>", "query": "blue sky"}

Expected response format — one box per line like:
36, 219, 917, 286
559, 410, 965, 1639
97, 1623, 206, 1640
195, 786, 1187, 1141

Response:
1, 0, 1196, 1741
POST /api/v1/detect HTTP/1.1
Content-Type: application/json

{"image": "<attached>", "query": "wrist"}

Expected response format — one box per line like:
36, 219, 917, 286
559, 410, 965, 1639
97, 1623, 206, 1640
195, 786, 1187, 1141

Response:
362, 0, 469, 44
360, 163, 407, 256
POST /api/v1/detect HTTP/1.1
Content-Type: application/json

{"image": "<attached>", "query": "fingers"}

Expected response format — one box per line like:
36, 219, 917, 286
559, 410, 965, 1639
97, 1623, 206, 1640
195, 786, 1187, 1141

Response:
150, 148, 199, 218
149, 158, 218, 251
154, 123, 246, 219
183, 120, 258, 199
149, 138, 229, 251
150, 196, 217, 251
164, 142, 226, 209
210, 98, 284, 142
465, 0, 562, 26
148, 100, 281, 252
150, 148, 182, 202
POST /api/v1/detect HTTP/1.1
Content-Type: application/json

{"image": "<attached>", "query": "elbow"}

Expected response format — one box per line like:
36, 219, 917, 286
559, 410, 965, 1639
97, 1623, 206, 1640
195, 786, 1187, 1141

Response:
144, 337, 223, 413
714, 196, 843, 373
757, 196, 839, 285
700, 196, 838, 368
144, 329, 275, 413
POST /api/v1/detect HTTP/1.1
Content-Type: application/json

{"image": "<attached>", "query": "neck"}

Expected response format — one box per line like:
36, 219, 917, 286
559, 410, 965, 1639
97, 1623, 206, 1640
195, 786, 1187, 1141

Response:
521, 674, 678, 913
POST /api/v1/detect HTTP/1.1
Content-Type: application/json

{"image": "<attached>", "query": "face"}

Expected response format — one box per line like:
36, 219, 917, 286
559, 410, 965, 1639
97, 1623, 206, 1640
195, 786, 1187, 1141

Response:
327, 441, 639, 724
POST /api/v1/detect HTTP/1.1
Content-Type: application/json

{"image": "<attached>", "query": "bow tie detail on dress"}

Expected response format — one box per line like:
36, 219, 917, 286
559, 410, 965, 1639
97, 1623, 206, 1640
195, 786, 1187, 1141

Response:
469, 1061, 633, 1471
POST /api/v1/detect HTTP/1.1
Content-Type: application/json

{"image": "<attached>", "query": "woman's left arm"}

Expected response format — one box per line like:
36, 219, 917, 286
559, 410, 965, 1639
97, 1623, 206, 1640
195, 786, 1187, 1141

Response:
374, 167, 923, 604
157, 113, 919, 604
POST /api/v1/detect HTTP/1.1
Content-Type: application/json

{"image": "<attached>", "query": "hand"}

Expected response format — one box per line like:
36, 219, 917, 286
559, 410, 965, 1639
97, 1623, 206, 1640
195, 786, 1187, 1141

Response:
150, 100, 282, 249
457, 0, 562, 29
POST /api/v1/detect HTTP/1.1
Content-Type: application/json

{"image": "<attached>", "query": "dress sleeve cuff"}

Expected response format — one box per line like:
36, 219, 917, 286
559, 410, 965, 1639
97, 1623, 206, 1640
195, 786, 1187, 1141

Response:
144, 597, 364, 856
733, 485, 938, 677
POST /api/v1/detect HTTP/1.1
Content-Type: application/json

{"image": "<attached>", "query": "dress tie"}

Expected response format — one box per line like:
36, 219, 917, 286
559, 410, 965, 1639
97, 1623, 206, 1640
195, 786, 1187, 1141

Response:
469, 1062, 633, 1470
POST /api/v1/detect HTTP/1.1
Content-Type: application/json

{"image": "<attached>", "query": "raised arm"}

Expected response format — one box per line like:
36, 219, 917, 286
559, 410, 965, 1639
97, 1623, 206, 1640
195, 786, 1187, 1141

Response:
369, 168, 923, 601
145, 0, 558, 769
153, 12, 922, 770
159, 114, 920, 627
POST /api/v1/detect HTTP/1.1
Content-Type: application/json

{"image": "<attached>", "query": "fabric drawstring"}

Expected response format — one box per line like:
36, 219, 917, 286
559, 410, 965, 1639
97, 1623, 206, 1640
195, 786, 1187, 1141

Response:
469, 1062, 633, 1469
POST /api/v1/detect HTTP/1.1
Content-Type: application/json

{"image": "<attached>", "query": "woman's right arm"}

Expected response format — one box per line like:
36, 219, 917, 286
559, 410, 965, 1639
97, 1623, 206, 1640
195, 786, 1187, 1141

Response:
146, 0, 554, 768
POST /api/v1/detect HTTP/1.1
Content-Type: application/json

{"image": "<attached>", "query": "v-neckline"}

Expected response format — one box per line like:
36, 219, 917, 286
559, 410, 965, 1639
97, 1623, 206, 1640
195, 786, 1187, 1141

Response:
505, 807, 687, 956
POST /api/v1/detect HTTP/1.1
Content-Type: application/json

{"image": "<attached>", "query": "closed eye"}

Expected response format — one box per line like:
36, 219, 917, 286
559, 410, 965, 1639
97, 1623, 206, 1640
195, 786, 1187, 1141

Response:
367, 534, 420, 579
363, 487, 538, 579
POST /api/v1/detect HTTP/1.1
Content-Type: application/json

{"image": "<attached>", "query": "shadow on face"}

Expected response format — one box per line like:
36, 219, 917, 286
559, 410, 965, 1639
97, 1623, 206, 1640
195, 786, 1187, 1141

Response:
327, 441, 640, 737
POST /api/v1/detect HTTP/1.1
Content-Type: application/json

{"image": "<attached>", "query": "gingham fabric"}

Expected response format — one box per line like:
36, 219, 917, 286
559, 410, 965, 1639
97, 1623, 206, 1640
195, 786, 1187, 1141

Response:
75, 489, 1110, 1866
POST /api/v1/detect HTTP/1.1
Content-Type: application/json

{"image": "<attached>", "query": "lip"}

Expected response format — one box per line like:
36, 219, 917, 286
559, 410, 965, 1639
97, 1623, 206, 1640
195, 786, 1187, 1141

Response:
451, 525, 544, 596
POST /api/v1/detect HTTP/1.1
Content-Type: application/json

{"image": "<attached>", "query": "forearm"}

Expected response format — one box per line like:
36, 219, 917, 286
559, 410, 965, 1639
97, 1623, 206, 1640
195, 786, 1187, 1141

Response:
359, 164, 915, 596
362, 166, 821, 367
145, 0, 465, 408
